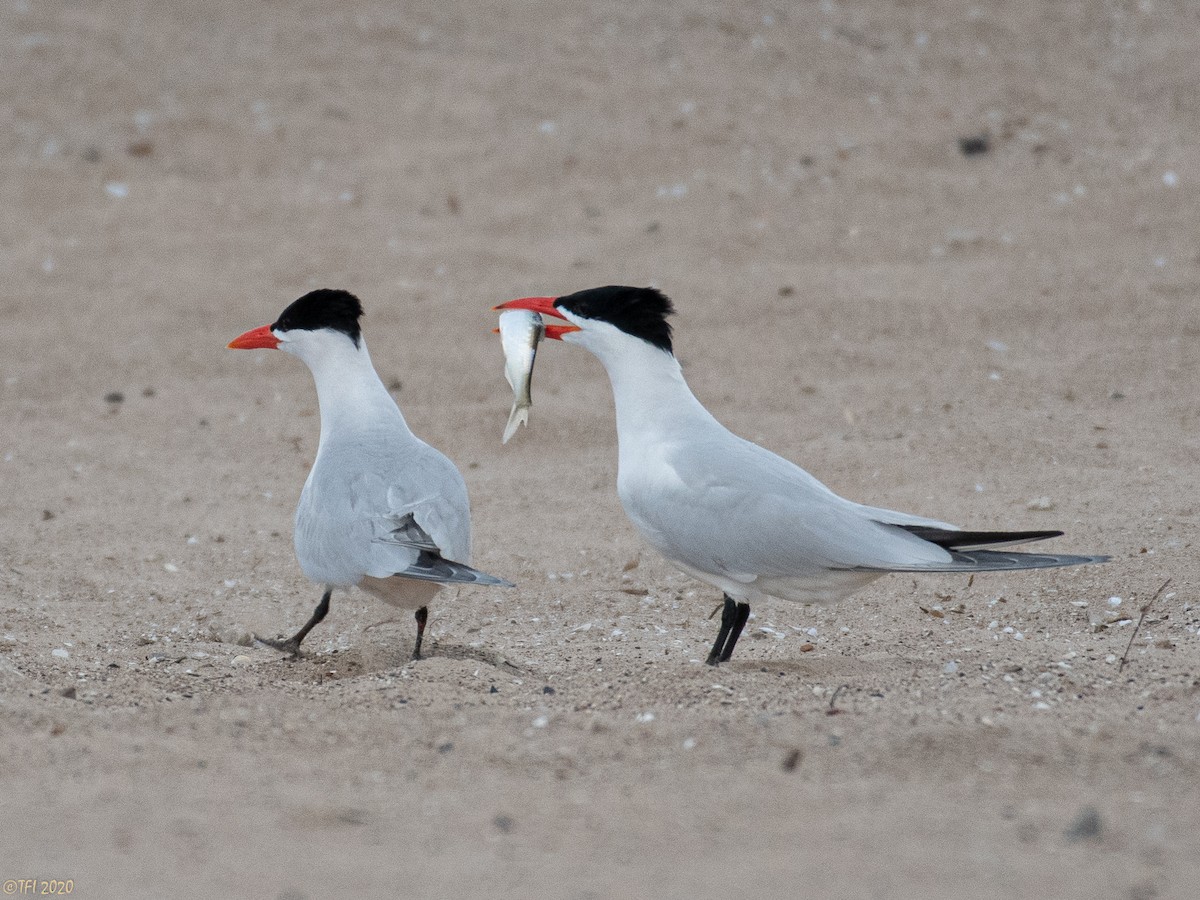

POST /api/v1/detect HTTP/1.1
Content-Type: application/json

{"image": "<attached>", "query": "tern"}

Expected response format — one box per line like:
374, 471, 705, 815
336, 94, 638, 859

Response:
496, 285, 1108, 665
229, 288, 512, 659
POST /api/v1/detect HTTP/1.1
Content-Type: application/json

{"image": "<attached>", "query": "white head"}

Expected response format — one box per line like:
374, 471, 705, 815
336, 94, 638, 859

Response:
228, 288, 366, 368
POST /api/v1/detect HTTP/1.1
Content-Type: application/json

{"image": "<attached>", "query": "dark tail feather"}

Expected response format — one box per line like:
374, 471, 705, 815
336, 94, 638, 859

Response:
395, 551, 516, 588
857, 549, 1109, 574
890, 548, 1110, 573
897, 525, 1065, 550
859, 524, 1109, 572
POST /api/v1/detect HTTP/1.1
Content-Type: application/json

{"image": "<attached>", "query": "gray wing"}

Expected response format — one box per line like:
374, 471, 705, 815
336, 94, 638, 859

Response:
298, 434, 512, 588
374, 512, 514, 586
621, 432, 1103, 582
366, 438, 514, 586
619, 433, 957, 583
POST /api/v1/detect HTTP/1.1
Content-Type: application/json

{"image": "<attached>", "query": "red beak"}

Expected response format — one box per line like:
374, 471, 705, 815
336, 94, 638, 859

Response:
228, 324, 281, 350
493, 296, 581, 340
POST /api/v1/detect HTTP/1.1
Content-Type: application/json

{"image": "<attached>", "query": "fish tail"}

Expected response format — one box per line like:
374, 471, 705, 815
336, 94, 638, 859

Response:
502, 403, 530, 443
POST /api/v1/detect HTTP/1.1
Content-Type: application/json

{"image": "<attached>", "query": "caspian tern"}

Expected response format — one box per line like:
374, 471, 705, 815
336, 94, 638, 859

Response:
496, 286, 1108, 666
229, 288, 512, 659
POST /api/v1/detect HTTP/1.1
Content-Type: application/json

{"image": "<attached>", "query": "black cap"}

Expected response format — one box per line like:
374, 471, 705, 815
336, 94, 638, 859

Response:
273, 289, 364, 345
555, 285, 674, 353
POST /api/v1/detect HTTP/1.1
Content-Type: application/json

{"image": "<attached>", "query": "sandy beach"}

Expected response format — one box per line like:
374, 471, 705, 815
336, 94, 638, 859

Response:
2, 2, 1198, 897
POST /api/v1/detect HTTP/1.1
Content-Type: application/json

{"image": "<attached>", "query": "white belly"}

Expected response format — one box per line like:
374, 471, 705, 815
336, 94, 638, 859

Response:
670, 558, 886, 606
357, 575, 442, 610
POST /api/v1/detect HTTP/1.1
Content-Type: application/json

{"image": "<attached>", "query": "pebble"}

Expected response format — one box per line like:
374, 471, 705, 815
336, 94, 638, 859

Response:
230, 655, 252, 667
1026, 496, 1055, 510
1064, 806, 1103, 842
957, 134, 990, 156
213, 626, 255, 646
51, 648, 69, 659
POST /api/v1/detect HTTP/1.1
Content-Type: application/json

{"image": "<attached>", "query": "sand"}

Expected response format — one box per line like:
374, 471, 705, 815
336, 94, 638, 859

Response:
2, 2, 1198, 897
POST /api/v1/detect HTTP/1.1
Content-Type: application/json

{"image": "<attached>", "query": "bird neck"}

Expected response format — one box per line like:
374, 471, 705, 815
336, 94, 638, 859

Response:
301, 338, 412, 444
596, 340, 720, 447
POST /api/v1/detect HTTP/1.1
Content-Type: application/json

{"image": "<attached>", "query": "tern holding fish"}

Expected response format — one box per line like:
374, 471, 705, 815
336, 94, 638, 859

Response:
494, 285, 1108, 665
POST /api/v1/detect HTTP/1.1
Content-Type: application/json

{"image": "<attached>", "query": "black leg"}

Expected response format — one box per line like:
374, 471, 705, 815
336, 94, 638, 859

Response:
706, 594, 738, 666
412, 606, 429, 660
256, 588, 332, 657
719, 601, 751, 663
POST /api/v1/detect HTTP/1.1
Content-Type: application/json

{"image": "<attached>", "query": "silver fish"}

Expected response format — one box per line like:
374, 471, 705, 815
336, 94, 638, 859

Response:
498, 308, 545, 443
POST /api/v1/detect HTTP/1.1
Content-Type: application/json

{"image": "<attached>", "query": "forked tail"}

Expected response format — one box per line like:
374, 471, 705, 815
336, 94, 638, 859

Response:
503, 404, 530, 444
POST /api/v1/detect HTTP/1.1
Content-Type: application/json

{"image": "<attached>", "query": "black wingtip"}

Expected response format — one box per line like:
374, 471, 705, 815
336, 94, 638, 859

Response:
900, 526, 1066, 551
396, 551, 517, 587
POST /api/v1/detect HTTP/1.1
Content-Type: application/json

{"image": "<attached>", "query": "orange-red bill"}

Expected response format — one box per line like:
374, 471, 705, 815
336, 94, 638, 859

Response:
544, 324, 579, 340
493, 296, 563, 318
228, 324, 280, 350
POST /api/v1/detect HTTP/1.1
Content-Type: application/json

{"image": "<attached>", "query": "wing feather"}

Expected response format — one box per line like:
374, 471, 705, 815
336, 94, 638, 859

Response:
618, 434, 953, 581
296, 431, 512, 587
